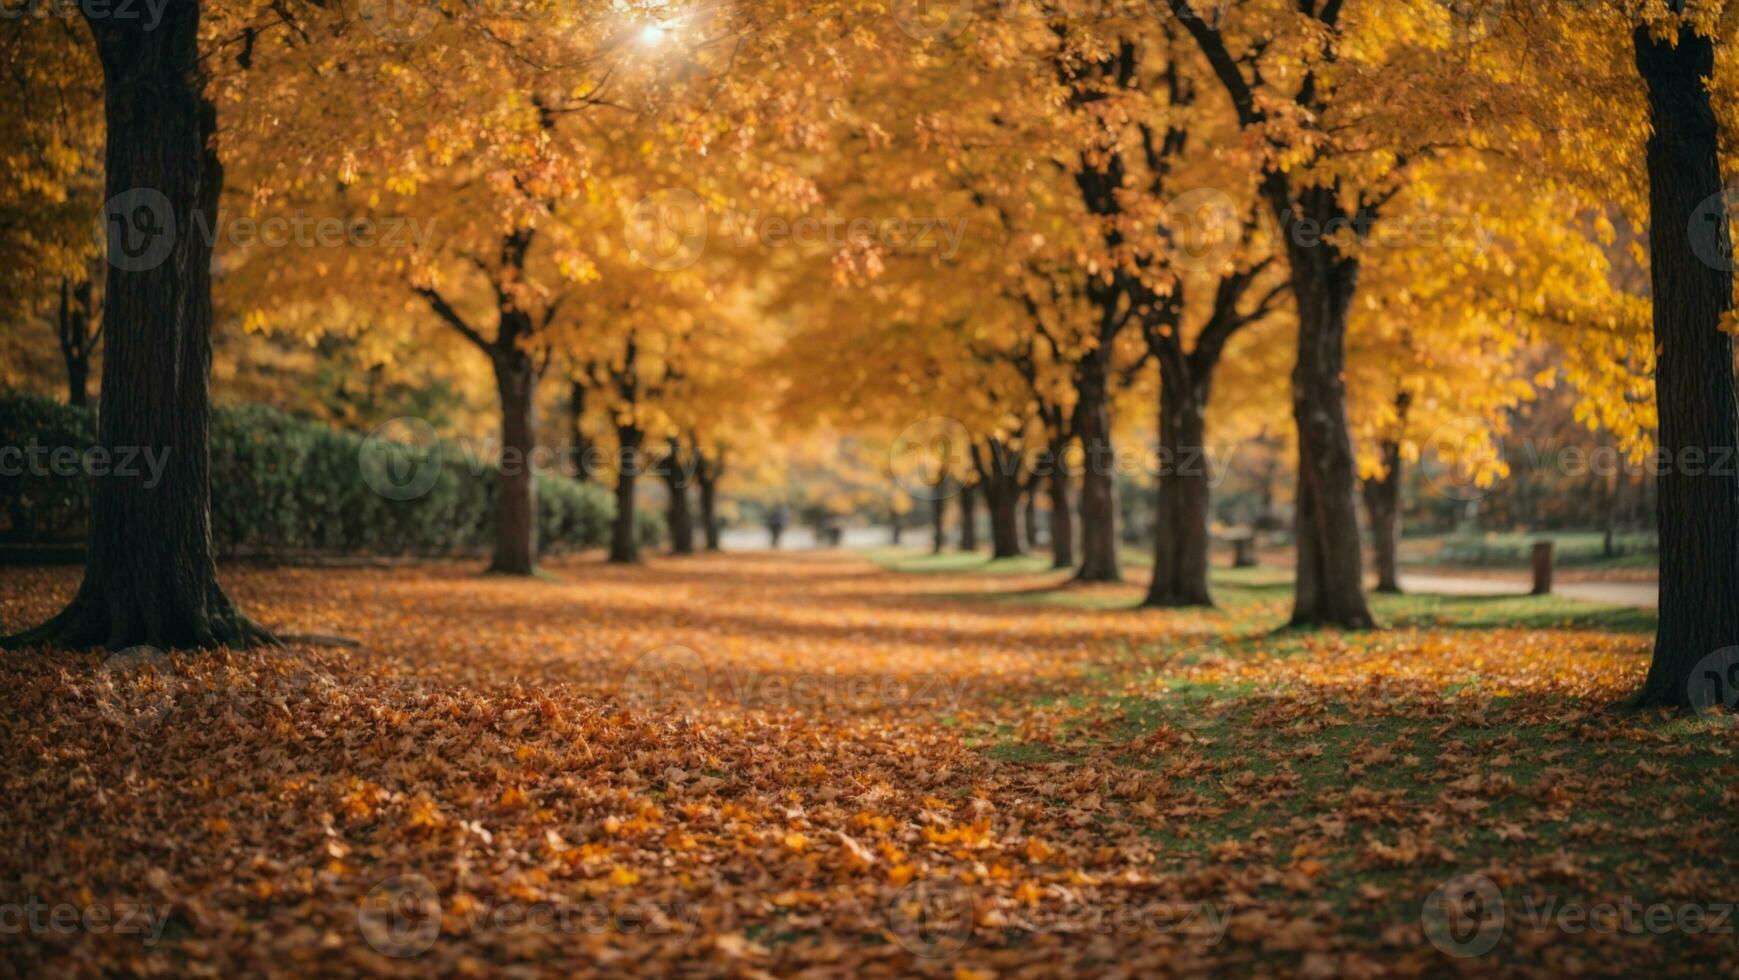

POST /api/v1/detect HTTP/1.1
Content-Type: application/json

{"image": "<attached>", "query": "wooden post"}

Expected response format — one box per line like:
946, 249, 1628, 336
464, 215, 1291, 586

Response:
1531, 541, 1553, 595
1231, 534, 1258, 569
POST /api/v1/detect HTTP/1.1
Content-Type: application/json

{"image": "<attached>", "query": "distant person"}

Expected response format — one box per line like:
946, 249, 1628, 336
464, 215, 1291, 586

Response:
767, 505, 789, 548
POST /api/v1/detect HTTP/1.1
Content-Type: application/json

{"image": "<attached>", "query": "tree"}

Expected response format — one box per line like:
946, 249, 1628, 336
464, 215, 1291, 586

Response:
1632, 4, 1739, 706
6, 3, 272, 650
413, 245, 557, 576
656, 438, 696, 555
219, 0, 823, 577
54, 272, 101, 408
1161, 0, 1388, 626
692, 440, 726, 551
0, 16, 106, 407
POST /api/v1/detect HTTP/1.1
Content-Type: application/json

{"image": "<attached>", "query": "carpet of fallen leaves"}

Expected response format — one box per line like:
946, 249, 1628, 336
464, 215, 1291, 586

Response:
2, 551, 1734, 978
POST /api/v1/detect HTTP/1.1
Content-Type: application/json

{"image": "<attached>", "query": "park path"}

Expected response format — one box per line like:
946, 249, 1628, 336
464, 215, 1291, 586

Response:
1395, 570, 1658, 608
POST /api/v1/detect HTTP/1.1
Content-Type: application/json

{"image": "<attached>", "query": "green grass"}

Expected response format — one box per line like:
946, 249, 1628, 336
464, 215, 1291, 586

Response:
1403, 530, 1659, 570
863, 544, 1653, 633
970, 674, 1730, 943
1372, 591, 1656, 633
867, 541, 1727, 969
860, 547, 1059, 576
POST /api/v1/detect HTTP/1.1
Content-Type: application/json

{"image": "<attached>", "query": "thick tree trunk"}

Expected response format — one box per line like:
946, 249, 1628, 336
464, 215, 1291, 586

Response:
1144, 373, 1214, 607
1363, 442, 1404, 595
987, 495, 1021, 559
1272, 184, 1375, 628
1635, 19, 1739, 707
1074, 354, 1122, 581
890, 507, 903, 545
697, 469, 721, 551
660, 441, 695, 556
1047, 455, 1075, 570
958, 482, 979, 552
5, 6, 271, 650
609, 425, 643, 564
488, 349, 539, 575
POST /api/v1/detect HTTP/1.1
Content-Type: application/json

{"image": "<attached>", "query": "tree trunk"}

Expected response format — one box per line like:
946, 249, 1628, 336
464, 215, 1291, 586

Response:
1074, 354, 1122, 581
569, 381, 593, 482
1362, 443, 1404, 595
1635, 17, 1739, 708
987, 493, 1021, 559
65, 342, 90, 409
488, 348, 539, 575
931, 485, 947, 554
1023, 485, 1039, 553
609, 425, 643, 564
1047, 454, 1074, 570
974, 439, 1025, 560
660, 441, 695, 556
697, 468, 721, 551
58, 276, 96, 408
5, 6, 272, 651
890, 506, 903, 546
1144, 372, 1214, 607
1272, 184, 1374, 628
958, 482, 979, 552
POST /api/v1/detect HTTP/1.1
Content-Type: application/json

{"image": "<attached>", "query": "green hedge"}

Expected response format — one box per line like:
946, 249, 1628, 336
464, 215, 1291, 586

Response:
0, 391, 663, 557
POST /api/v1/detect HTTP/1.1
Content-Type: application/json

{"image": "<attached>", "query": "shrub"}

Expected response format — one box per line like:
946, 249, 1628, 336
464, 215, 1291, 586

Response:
0, 392, 95, 543
0, 392, 651, 559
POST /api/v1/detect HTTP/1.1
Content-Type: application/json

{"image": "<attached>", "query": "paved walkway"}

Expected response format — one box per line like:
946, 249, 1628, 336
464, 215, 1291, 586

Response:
1397, 571, 1658, 608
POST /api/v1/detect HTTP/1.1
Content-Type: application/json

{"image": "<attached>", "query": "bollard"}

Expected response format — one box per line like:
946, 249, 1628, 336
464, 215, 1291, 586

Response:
1531, 540, 1553, 595
1231, 535, 1258, 568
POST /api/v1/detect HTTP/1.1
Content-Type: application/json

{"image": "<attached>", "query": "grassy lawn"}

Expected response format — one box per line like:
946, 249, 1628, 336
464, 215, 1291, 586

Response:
864, 545, 1728, 973
1401, 530, 1659, 571
863, 546, 1655, 632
